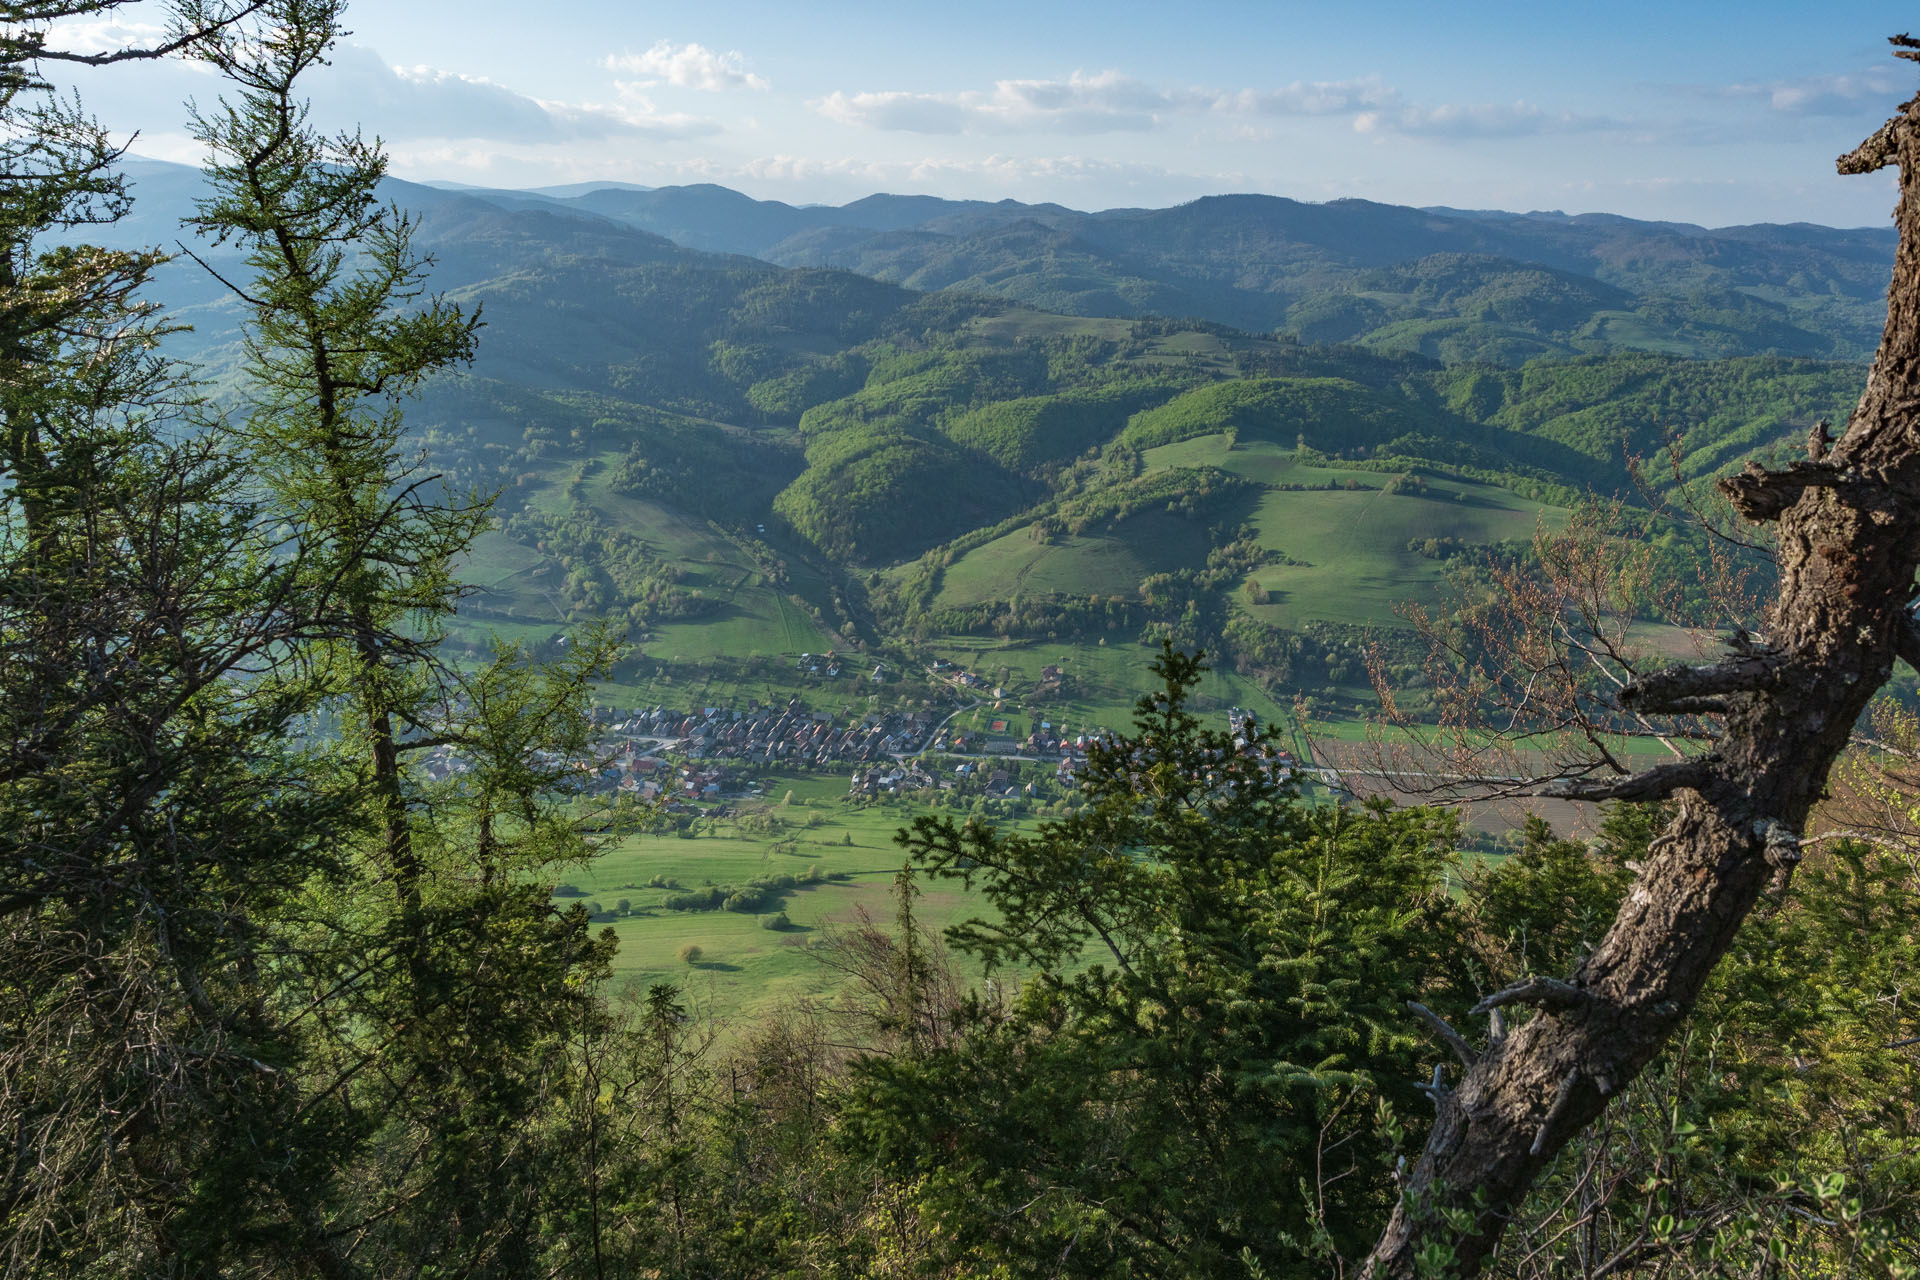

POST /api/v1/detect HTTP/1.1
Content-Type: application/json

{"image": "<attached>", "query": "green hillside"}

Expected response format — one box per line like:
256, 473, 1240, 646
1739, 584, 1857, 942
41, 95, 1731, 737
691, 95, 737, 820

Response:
113, 165, 1854, 715
403, 244, 1863, 722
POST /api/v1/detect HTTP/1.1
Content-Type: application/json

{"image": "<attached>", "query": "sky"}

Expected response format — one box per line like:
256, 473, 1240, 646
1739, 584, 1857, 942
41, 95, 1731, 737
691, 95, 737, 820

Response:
42, 1, 1920, 228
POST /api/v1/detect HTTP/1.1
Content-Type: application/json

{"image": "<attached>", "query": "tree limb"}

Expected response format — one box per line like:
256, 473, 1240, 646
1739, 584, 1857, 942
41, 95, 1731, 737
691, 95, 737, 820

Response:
1406, 1001, 1476, 1069
1415, 1063, 1449, 1110
1540, 758, 1714, 803
1470, 976, 1589, 1017
1619, 655, 1787, 712
1839, 115, 1906, 175
1529, 1069, 1580, 1157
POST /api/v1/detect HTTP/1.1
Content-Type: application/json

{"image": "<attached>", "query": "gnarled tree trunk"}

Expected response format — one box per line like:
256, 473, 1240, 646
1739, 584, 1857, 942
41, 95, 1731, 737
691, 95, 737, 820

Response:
1363, 40, 1920, 1278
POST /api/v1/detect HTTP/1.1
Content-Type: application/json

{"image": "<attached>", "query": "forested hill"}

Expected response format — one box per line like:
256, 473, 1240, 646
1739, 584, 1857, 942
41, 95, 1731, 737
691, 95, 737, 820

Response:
106, 155, 1867, 699
124, 157, 1895, 367
428, 173, 1896, 363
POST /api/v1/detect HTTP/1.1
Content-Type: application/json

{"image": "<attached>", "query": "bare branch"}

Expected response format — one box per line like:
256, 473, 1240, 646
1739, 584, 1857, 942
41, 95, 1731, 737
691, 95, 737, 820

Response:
1530, 1068, 1581, 1157
1471, 976, 1589, 1017
1406, 1001, 1477, 1069
1540, 757, 1714, 803
1415, 1063, 1449, 1111
1839, 115, 1906, 175
1619, 654, 1786, 712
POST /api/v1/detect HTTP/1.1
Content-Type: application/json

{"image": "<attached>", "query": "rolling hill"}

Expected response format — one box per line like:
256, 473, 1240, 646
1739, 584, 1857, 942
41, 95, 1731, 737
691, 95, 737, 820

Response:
97, 157, 1875, 717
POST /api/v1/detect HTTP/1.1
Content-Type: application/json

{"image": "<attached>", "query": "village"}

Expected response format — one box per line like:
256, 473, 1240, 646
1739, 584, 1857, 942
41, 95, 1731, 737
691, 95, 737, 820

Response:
416, 657, 1121, 812
414, 653, 1299, 817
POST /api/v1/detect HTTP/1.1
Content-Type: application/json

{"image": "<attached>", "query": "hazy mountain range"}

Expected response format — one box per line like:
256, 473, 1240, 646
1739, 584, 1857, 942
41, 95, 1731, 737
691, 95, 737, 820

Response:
118, 157, 1895, 370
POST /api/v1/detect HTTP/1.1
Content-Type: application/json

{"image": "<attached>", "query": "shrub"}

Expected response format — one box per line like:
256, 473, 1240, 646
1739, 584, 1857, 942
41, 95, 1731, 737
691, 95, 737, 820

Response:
663, 887, 725, 911
760, 912, 790, 931
677, 943, 702, 965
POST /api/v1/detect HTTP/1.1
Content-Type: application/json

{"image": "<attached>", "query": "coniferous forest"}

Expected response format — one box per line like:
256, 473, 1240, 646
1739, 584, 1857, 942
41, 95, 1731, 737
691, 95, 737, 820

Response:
5, 4, 1920, 1277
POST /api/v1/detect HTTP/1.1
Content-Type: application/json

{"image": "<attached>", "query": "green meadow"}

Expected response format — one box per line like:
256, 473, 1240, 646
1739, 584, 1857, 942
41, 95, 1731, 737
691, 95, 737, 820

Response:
931, 510, 1213, 610
562, 777, 1058, 1023
1146, 433, 1563, 627
448, 449, 833, 665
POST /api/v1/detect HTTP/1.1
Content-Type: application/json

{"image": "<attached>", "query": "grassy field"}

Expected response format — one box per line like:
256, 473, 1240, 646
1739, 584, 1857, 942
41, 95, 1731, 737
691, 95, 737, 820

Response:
454, 529, 551, 589
562, 778, 1055, 1023
1244, 484, 1542, 627
931, 510, 1213, 610
922, 432, 1567, 635
1143, 435, 1386, 488
580, 456, 838, 662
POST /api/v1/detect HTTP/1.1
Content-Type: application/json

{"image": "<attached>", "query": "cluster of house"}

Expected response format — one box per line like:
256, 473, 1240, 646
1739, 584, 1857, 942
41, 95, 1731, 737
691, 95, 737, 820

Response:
846, 761, 937, 797
591, 701, 945, 782
413, 685, 1289, 809
1226, 707, 1296, 782
605, 752, 732, 809
848, 760, 1048, 800
417, 697, 950, 805
928, 657, 1007, 700
665, 702, 940, 767
795, 651, 893, 683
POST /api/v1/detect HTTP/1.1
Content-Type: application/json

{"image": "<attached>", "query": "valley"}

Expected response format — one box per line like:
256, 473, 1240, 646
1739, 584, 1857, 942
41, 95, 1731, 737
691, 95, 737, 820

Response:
87, 160, 1882, 1017
178, 163, 1860, 1018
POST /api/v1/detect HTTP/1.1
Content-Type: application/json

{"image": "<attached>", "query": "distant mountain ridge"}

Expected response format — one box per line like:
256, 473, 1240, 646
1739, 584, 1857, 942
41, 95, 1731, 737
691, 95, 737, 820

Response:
422, 175, 1899, 362
117, 156, 1896, 366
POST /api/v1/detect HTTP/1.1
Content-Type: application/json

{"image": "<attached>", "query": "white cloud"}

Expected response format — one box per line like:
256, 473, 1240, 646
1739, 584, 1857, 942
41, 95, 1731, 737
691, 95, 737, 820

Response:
1720, 66, 1904, 117
603, 41, 768, 92
1201, 77, 1400, 117
818, 68, 1619, 142
1355, 100, 1619, 139
729, 149, 1208, 197
303, 46, 721, 143
815, 70, 1167, 135
814, 91, 973, 134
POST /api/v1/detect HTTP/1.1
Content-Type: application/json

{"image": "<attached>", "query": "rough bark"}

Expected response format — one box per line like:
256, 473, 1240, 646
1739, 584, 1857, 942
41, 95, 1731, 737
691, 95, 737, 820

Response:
1362, 39, 1920, 1278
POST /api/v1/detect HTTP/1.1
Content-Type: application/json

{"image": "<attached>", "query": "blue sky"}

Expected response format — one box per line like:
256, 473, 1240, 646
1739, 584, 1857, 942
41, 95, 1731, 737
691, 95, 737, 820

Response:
45, 1, 1920, 226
